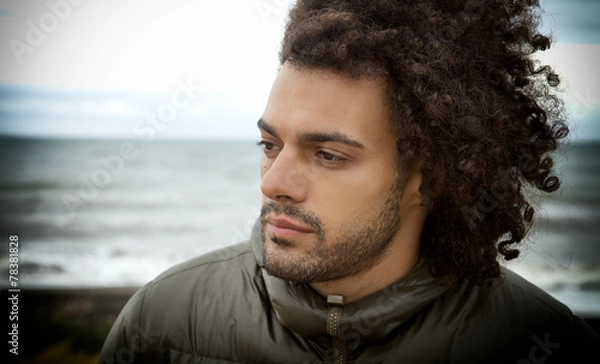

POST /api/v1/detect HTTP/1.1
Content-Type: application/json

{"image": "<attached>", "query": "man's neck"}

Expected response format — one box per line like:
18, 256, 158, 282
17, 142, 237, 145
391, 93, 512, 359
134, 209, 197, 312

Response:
309, 240, 421, 304
308, 187, 428, 304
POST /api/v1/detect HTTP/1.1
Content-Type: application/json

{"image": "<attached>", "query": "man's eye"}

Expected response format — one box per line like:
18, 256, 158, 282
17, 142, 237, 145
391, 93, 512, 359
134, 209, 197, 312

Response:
317, 151, 346, 162
257, 141, 278, 152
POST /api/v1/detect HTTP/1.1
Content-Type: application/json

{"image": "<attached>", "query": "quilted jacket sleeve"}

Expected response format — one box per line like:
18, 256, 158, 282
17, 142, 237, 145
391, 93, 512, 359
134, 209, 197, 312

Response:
98, 285, 154, 364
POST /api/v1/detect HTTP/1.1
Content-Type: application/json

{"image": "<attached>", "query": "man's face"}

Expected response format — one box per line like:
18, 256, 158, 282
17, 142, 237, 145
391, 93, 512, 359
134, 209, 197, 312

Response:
258, 63, 406, 284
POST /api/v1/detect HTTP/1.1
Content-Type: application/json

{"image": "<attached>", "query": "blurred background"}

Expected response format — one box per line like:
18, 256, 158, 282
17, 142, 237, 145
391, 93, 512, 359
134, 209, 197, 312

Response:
0, 0, 598, 362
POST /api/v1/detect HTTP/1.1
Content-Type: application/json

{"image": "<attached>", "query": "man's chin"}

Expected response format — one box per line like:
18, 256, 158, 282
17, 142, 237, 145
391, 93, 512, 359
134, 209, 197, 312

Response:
263, 240, 308, 282
263, 260, 314, 284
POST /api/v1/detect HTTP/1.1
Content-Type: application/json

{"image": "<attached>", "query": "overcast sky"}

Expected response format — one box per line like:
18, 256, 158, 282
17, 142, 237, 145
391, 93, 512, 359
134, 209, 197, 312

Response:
0, 0, 598, 140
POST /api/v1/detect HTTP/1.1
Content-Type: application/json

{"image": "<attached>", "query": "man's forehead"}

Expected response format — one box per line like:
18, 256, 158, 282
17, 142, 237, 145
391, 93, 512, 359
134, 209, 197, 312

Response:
261, 64, 392, 140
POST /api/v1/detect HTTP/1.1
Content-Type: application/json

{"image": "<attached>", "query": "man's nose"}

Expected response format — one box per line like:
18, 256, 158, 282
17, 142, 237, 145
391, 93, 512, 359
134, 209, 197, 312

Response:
260, 147, 307, 204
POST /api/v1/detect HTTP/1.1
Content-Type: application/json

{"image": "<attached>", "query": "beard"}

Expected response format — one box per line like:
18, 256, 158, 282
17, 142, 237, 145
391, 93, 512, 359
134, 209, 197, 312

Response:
260, 177, 404, 284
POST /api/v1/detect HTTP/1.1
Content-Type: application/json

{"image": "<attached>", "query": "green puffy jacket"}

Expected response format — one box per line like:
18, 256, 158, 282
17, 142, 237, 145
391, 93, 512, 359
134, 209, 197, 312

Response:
99, 222, 600, 363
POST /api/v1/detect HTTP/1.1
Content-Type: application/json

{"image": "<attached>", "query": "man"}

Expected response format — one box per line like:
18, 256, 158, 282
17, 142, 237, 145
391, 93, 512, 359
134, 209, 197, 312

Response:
100, 0, 600, 363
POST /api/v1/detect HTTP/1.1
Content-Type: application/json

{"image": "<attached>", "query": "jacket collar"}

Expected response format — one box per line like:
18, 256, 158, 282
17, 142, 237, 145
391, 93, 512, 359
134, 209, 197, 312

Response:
250, 221, 452, 340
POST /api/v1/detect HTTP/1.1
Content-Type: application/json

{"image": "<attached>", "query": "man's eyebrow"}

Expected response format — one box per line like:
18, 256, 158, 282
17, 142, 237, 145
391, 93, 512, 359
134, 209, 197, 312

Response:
257, 118, 364, 149
298, 131, 364, 149
257, 119, 279, 139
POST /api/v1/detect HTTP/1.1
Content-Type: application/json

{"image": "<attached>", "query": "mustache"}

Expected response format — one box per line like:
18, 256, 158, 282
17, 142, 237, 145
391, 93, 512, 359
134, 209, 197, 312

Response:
260, 201, 324, 236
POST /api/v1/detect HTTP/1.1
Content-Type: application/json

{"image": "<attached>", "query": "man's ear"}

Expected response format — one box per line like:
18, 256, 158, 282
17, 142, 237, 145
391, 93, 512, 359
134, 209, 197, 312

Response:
401, 160, 424, 210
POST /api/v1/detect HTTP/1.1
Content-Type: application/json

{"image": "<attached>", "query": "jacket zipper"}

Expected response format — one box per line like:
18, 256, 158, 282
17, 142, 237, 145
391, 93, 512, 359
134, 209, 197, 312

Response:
326, 295, 348, 364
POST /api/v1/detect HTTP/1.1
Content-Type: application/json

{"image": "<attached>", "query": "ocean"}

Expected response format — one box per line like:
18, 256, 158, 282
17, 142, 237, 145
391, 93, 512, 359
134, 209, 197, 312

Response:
0, 137, 599, 316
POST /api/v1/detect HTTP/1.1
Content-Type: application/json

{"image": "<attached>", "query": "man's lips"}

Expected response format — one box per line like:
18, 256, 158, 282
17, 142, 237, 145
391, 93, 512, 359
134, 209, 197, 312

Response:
264, 216, 314, 235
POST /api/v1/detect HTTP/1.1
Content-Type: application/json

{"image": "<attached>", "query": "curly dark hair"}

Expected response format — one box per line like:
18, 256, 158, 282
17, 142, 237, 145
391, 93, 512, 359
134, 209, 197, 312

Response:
279, 0, 568, 284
